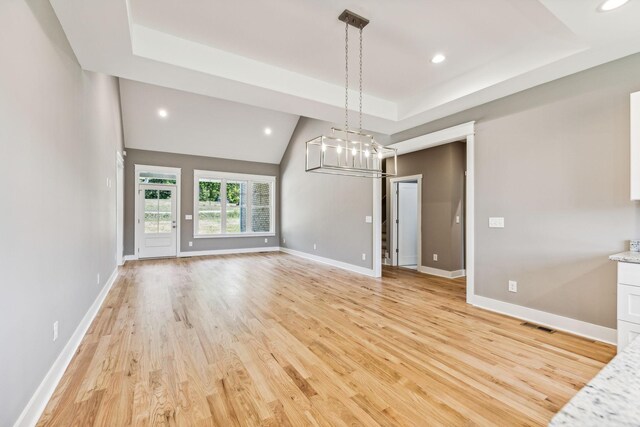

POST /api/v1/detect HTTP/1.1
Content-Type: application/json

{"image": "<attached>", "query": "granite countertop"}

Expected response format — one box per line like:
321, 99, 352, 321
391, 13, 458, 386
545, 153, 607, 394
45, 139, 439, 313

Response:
609, 251, 640, 264
549, 336, 640, 426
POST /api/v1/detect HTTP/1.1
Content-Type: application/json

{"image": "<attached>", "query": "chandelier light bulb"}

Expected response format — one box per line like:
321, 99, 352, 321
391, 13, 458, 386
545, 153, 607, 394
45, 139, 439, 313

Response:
377, 151, 383, 159
352, 147, 357, 156
365, 150, 370, 158
336, 145, 342, 154
321, 143, 327, 152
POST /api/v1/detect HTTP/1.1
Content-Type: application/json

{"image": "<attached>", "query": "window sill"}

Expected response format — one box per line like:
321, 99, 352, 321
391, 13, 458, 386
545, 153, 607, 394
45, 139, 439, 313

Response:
193, 233, 276, 239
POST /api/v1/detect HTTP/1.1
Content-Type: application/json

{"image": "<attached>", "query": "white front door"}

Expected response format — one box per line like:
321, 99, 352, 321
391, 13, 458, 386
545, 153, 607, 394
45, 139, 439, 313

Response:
138, 185, 177, 258
397, 182, 418, 266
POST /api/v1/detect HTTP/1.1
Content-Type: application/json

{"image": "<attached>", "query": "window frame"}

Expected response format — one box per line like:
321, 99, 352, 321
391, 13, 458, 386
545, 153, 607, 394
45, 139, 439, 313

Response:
193, 170, 276, 238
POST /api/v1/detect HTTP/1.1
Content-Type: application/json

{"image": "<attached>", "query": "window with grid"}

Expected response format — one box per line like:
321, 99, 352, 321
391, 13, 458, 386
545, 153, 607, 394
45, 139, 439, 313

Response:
194, 171, 275, 237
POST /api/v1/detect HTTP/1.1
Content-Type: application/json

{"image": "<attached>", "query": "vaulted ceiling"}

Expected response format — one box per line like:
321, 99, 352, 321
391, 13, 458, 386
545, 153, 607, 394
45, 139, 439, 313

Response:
51, 0, 640, 151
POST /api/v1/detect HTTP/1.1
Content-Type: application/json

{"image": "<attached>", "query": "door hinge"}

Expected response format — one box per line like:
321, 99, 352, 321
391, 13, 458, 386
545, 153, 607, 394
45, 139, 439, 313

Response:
395, 219, 399, 224
396, 248, 399, 253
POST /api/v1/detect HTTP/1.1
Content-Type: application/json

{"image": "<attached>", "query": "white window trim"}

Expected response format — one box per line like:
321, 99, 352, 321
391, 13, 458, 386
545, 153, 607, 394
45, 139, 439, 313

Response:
193, 170, 276, 238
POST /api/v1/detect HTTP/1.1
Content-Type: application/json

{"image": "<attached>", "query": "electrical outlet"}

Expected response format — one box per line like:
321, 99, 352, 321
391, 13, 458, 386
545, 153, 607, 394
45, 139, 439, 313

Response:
53, 321, 59, 342
365, 216, 372, 223
313, 243, 317, 250
362, 253, 366, 261
188, 241, 193, 247
508, 280, 518, 293
433, 254, 438, 261
185, 214, 193, 220
456, 215, 460, 224
96, 273, 100, 285
264, 238, 268, 243
282, 238, 286, 244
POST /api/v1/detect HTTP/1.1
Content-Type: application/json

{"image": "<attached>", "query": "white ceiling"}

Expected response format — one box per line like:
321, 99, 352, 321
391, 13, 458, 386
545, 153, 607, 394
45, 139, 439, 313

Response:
50, 0, 640, 137
119, 80, 299, 164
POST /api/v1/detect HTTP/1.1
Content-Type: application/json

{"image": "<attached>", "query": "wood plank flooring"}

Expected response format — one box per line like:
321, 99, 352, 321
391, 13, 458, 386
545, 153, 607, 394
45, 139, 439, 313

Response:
37, 252, 615, 426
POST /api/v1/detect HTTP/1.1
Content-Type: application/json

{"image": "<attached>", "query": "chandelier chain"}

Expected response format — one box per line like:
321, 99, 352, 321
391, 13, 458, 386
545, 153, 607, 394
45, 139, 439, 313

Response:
344, 20, 349, 133
359, 26, 363, 132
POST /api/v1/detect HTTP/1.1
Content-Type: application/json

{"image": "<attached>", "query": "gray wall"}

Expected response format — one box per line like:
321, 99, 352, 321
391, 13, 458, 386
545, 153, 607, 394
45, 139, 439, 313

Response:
392, 53, 640, 329
387, 142, 466, 271
0, 1, 124, 425
123, 149, 280, 255
280, 117, 389, 269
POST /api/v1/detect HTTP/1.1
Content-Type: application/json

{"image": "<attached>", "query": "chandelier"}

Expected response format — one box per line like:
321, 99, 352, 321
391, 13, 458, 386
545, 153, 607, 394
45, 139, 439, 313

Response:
305, 10, 397, 178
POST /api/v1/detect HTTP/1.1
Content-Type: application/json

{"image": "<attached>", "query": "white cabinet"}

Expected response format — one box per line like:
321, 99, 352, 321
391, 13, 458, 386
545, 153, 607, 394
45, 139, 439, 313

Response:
631, 91, 640, 200
618, 320, 640, 350
616, 262, 640, 351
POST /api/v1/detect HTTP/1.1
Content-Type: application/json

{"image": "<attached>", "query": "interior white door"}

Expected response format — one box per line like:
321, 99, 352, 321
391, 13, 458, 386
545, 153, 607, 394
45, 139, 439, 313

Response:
138, 185, 177, 258
398, 182, 418, 266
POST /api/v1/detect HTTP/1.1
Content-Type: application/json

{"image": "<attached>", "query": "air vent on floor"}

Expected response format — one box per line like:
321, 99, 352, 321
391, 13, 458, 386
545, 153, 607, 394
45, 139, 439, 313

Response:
521, 322, 556, 334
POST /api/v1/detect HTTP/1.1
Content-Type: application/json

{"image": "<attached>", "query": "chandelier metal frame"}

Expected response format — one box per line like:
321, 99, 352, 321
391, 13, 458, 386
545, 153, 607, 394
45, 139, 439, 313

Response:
305, 9, 397, 179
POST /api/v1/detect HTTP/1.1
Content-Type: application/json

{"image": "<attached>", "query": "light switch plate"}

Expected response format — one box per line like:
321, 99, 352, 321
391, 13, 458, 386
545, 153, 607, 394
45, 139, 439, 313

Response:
365, 216, 372, 223
185, 214, 193, 220
489, 217, 505, 228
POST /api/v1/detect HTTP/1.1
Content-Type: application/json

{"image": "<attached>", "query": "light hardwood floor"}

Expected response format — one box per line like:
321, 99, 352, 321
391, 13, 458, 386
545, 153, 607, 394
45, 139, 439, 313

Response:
37, 253, 615, 426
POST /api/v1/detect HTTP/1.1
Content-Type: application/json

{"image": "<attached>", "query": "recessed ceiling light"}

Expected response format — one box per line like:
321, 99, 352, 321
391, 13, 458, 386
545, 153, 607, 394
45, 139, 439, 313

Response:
157, 108, 168, 118
431, 53, 446, 64
264, 127, 272, 135
598, 0, 628, 11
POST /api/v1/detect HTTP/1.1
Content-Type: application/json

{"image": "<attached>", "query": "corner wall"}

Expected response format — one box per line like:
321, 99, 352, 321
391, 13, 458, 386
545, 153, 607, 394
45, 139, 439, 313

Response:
0, 1, 124, 425
279, 117, 388, 271
388, 142, 466, 271
391, 53, 640, 329
123, 148, 280, 255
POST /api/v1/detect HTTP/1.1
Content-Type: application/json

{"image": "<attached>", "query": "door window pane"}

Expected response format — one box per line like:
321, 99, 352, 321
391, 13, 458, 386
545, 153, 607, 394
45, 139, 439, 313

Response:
252, 182, 271, 232
158, 190, 172, 233
144, 189, 173, 234
144, 189, 159, 233
138, 172, 177, 185
225, 181, 247, 233
198, 179, 222, 234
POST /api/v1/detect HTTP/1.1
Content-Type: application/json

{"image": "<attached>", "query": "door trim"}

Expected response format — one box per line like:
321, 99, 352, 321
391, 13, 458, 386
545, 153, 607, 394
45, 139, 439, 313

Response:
389, 175, 423, 267
376, 121, 474, 303
116, 151, 125, 266
134, 164, 182, 258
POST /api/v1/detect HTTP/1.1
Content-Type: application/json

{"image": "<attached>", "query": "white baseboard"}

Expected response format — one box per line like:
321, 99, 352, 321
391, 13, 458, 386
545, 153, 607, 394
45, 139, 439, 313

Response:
280, 247, 376, 277
123, 254, 138, 262
178, 247, 280, 258
470, 294, 617, 345
14, 267, 120, 427
418, 266, 466, 279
